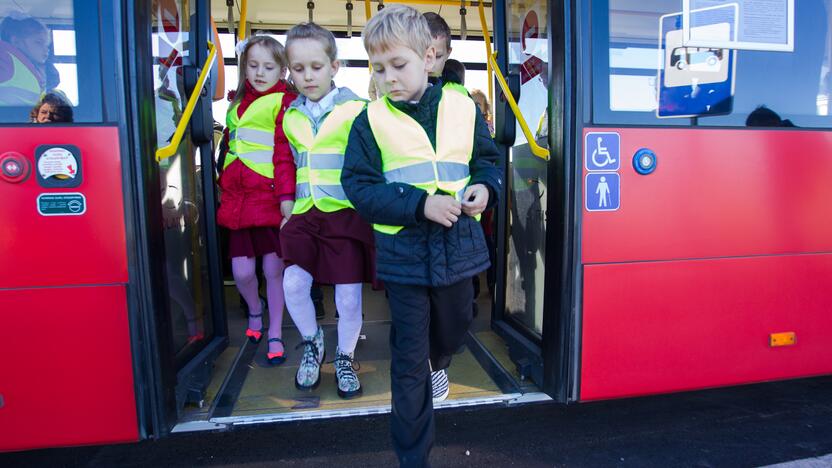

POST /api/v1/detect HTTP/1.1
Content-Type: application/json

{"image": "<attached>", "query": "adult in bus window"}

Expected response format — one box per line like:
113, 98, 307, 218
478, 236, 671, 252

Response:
30, 91, 73, 123
0, 13, 54, 106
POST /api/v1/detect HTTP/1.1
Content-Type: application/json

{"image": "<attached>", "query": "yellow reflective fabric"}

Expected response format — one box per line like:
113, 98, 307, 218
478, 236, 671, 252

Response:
225, 93, 283, 179
0, 53, 42, 106
368, 84, 476, 234
283, 100, 366, 214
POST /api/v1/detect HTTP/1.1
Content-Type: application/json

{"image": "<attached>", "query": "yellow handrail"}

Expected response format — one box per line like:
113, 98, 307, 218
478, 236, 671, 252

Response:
477, 2, 493, 118
238, 0, 248, 42
487, 51, 550, 160
156, 42, 218, 162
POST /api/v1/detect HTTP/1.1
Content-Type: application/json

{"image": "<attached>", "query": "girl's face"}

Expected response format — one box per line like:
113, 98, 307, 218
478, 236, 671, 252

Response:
287, 38, 339, 102
36, 103, 58, 123
245, 43, 283, 92
14, 29, 50, 64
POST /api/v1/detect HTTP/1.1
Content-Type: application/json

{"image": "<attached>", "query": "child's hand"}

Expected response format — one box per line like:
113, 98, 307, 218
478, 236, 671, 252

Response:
280, 200, 294, 228
424, 194, 462, 227
461, 184, 489, 217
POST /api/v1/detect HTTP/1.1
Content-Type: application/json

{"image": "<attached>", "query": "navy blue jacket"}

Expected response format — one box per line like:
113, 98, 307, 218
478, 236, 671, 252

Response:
342, 83, 502, 287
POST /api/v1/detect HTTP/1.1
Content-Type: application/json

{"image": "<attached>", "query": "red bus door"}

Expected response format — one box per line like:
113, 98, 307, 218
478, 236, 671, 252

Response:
140, 0, 229, 433
0, 1, 138, 451
492, 0, 571, 400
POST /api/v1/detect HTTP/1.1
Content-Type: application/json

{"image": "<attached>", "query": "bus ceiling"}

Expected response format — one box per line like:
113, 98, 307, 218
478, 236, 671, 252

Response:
211, 0, 494, 37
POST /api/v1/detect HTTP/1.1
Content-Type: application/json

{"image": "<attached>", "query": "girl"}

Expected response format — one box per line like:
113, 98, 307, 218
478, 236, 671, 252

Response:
281, 23, 374, 398
0, 13, 58, 105
216, 35, 296, 365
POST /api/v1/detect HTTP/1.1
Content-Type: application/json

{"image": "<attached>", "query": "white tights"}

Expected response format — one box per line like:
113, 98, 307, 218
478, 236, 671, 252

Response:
283, 265, 363, 354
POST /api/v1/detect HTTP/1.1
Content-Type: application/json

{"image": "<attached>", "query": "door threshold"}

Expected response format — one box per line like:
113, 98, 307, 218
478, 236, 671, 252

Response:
170, 391, 549, 433
212, 392, 523, 425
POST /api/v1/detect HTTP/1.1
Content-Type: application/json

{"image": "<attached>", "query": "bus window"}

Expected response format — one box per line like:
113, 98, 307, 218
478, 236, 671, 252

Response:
592, 0, 832, 128
0, 2, 103, 123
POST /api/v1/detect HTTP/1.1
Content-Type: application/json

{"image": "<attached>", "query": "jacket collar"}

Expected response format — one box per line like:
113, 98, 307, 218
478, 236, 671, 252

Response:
244, 79, 287, 99
389, 82, 441, 116
288, 86, 364, 120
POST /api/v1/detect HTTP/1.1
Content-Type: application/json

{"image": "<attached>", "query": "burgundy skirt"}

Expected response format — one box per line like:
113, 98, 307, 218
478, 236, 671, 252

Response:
227, 226, 282, 259
280, 207, 376, 285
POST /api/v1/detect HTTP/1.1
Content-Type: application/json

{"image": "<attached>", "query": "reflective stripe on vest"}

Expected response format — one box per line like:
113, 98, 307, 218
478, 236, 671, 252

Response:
368, 83, 477, 234
225, 93, 283, 179
283, 99, 366, 214
0, 51, 43, 106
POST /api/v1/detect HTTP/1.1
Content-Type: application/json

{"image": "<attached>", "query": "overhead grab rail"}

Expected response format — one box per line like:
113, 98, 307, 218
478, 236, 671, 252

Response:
477, 2, 549, 160
155, 41, 218, 161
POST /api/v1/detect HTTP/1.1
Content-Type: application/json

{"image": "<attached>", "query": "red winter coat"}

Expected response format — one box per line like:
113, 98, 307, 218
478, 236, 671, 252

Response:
217, 81, 297, 230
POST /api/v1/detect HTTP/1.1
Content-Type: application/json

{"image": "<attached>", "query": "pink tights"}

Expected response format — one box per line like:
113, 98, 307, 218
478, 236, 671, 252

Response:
232, 253, 285, 354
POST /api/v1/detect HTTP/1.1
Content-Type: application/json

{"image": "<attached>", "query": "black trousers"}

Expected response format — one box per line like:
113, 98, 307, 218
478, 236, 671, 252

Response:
386, 278, 474, 468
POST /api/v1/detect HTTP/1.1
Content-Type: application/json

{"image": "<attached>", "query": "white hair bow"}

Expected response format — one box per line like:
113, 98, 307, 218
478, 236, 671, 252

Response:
235, 37, 250, 58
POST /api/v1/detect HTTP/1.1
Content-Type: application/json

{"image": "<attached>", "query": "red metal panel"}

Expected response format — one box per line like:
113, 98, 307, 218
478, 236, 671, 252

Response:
0, 126, 127, 288
582, 128, 832, 264
0, 285, 138, 451
580, 254, 832, 401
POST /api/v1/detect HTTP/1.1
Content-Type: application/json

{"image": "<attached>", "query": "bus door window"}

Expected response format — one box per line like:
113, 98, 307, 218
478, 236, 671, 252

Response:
152, 0, 215, 357
594, 0, 832, 128
0, 2, 103, 123
504, 1, 550, 336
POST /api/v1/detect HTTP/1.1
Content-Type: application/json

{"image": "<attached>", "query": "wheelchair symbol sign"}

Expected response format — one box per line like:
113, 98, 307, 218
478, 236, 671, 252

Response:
585, 132, 620, 171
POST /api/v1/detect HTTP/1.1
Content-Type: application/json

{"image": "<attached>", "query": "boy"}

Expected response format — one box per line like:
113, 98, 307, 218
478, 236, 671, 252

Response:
342, 5, 501, 467
423, 12, 452, 81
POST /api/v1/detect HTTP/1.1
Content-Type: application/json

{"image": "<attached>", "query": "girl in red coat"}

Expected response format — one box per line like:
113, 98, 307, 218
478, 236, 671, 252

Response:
217, 35, 297, 365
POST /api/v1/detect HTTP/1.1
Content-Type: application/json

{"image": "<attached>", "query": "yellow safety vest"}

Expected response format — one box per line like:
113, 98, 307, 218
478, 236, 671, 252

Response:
0, 49, 42, 106
368, 83, 477, 235
225, 93, 284, 178
283, 99, 366, 214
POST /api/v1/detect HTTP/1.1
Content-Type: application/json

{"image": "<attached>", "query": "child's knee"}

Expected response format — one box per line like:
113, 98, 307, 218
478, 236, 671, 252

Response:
262, 254, 284, 279
231, 259, 257, 283
283, 266, 312, 297
335, 286, 362, 313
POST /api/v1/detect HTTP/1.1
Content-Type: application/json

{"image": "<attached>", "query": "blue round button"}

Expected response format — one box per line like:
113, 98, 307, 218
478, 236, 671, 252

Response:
633, 148, 657, 175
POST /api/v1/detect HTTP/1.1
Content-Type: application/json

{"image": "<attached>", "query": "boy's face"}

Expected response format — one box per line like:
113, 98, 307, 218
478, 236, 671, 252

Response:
287, 38, 339, 102
428, 35, 451, 77
370, 43, 435, 102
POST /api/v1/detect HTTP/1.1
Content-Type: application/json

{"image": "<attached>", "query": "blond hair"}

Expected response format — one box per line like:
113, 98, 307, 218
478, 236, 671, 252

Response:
286, 22, 338, 62
233, 35, 288, 107
362, 5, 431, 56
470, 89, 491, 122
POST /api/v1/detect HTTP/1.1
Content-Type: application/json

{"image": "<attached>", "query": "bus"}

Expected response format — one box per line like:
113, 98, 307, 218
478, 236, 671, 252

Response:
2, 0, 831, 452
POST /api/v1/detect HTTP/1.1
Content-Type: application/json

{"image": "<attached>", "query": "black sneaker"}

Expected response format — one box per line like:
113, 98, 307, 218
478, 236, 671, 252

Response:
431, 369, 449, 403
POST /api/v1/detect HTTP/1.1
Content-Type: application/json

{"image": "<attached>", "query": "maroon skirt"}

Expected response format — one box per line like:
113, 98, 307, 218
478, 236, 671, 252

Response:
279, 207, 376, 285
227, 226, 282, 259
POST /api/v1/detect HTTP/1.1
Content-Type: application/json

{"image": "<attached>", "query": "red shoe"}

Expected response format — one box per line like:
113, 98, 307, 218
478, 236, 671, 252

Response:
246, 313, 263, 344
267, 337, 286, 366
186, 333, 205, 345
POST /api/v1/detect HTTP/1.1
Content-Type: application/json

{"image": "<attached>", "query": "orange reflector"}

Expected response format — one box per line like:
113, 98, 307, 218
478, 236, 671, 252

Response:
770, 332, 796, 347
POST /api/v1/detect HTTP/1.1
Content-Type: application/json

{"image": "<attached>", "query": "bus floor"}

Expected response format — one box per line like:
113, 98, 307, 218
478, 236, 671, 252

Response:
180, 277, 535, 426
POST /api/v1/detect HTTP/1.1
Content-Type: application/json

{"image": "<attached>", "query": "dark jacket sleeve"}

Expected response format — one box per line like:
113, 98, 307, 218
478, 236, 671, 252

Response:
342, 110, 428, 227
468, 108, 503, 209
217, 127, 230, 175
